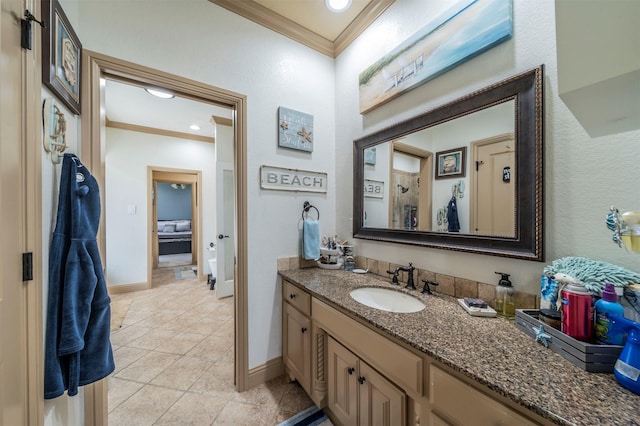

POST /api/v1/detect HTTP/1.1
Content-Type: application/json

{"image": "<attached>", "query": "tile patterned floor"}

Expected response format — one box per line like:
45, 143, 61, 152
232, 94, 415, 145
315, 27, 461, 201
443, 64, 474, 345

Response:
109, 268, 315, 426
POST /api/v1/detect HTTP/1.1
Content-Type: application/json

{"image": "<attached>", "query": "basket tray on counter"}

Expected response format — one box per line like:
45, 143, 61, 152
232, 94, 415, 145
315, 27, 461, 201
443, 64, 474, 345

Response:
515, 309, 623, 372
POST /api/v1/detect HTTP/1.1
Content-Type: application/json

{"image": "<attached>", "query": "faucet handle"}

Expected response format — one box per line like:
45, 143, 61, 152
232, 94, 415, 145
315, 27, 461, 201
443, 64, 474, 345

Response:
386, 269, 400, 285
422, 280, 439, 294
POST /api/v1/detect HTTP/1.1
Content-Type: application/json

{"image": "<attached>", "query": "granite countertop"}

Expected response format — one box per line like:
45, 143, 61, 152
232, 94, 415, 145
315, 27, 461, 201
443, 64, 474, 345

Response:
279, 268, 640, 426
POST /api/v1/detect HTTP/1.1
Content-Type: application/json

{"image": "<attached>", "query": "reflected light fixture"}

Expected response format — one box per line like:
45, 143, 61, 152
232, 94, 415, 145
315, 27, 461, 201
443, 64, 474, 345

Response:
325, 0, 352, 12
145, 88, 175, 99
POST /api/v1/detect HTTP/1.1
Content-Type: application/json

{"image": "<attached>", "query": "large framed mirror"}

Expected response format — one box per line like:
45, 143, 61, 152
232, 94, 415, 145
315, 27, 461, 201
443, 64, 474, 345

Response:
353, 66, 543, 261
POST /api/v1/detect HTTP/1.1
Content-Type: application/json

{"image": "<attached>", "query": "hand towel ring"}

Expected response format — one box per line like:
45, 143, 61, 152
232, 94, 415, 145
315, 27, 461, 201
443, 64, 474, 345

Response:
302, 201, 319, 220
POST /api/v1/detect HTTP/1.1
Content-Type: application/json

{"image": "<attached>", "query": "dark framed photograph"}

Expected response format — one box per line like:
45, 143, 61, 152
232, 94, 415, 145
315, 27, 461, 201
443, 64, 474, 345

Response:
42, 0, 82, 115
435, 147, 466, 179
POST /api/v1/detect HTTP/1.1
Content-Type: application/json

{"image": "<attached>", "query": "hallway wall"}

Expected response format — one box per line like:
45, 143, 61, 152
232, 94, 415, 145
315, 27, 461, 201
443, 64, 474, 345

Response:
70, 0, 337, 370
105, 128, 215, 287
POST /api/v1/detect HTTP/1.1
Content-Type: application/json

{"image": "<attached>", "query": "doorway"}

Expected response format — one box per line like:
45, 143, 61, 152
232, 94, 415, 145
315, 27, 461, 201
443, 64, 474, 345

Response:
470, 133, 516, 237
81, 51, 249, 423
151, 169, 200, 271
390, 142, 433, 231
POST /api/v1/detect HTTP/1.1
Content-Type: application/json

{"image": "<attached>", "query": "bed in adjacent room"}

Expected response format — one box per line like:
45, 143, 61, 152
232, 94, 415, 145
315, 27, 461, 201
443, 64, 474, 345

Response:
158, 219, 192, 255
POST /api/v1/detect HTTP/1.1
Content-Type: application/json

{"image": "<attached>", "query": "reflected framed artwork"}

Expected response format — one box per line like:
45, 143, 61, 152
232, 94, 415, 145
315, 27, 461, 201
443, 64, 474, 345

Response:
42, 0, 82, 115
435, 147, 466, 179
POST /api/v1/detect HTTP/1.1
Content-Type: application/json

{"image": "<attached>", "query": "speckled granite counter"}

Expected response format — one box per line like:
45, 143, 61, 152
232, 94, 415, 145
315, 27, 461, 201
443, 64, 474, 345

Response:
279, 268, 640, 426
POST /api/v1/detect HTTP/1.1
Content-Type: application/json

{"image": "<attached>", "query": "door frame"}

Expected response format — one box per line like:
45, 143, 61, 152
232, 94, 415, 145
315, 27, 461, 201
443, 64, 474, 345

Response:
150, 169, 201, 274
390, 142, 433, 230
80, 50, 249, 423
469, 132, 515, 235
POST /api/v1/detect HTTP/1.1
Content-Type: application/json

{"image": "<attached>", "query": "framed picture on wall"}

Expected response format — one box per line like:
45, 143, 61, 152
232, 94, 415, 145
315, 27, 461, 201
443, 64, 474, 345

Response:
435, 147, 466, 179
42, 0, 82, 115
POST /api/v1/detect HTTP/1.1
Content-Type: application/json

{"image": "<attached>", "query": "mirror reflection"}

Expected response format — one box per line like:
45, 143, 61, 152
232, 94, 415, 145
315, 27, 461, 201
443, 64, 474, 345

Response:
353, 66, 543, 261
363, 100, 516, 237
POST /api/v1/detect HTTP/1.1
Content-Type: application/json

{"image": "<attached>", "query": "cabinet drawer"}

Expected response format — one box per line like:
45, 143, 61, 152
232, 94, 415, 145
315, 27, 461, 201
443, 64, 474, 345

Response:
430, 364, 538, 425
313, 298, 423, 396
283, 280, 311, 315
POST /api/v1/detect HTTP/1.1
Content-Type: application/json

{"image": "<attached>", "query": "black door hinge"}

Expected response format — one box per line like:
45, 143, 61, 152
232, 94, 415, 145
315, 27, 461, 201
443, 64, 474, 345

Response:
21, 10, 46, 50
22, 252, 33, 281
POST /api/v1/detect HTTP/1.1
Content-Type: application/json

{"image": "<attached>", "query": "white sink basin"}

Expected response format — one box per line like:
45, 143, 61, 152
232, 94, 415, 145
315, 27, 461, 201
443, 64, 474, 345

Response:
349, 287, 425, 313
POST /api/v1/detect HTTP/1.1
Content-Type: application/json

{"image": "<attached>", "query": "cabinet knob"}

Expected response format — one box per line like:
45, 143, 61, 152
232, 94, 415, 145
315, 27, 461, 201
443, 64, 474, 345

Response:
290, 293, 296, 299
347, 367, 355, 375
358, 376, 366, 385
301, 327, 307, 333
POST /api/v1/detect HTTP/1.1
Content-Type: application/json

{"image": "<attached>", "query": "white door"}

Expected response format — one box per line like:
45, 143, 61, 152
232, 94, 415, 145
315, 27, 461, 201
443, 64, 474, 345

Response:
1, 0, 29, 421
216, 163, 235, 299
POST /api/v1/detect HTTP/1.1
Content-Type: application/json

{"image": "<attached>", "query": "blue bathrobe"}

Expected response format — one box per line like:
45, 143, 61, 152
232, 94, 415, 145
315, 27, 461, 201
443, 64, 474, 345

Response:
44, 154, 115, 399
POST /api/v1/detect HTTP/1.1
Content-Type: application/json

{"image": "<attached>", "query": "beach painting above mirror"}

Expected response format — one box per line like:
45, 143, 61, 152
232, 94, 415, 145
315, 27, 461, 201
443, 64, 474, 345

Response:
358, 0, 513, 114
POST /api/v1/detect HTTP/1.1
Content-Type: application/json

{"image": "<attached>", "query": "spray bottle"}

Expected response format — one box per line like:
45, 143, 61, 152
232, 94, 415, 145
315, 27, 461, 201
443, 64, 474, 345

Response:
608, 314, 640, 395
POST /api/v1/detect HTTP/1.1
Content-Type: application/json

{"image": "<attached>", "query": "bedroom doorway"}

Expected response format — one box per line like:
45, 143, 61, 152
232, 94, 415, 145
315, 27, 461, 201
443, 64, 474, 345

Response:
151, 169, 200, 271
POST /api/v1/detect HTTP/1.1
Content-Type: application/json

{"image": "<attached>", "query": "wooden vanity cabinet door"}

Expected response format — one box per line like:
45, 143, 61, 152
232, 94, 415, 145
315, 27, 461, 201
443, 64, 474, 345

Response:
328, 337, 406, 426
328, 337, 358, 426
359, 361, 406, 426
430, 364, 538, 426
284, 302, 311, 393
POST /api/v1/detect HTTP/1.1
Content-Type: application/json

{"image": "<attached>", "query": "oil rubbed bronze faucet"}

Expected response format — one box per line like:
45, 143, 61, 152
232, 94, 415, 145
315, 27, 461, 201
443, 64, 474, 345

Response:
397, 263, 416, 290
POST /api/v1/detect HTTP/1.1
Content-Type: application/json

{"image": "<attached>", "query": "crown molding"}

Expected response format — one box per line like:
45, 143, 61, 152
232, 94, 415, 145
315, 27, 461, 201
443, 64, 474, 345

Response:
209, 0, 395, 58
106, 119, 215, 143
334, 0, 395, 56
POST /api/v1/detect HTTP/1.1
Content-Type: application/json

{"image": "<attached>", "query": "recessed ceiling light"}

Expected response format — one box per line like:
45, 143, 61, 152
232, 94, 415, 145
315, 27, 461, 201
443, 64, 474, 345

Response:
145, 88, 175, 99
190, 124, 201, 130
326, 0, 352, 12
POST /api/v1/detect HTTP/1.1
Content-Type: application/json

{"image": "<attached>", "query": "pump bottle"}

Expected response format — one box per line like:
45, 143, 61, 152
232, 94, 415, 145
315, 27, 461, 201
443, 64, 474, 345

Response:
595, 283, 624, 345
494, 272, 515, 318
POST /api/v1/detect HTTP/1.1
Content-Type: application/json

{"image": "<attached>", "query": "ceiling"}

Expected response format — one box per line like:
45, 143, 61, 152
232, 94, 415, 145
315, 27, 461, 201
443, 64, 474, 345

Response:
104, 0, 394, 142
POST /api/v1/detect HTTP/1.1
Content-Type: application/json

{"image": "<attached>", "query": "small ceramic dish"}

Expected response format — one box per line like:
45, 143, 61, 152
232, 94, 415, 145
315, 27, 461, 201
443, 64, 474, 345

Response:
352, 269, 369, 274
317, 261, 343, 270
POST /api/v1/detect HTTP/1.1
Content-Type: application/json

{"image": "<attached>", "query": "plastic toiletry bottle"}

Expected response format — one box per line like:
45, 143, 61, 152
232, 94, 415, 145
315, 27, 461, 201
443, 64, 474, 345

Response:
595, 283, 625, 345
494, 272, 515, 319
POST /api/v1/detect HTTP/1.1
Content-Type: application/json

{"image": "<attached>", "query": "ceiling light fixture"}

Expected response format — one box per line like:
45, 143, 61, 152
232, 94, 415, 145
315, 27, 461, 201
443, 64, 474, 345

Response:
325, 0, 352, 12
144, 88, 175, 99
190, 124, 201, 130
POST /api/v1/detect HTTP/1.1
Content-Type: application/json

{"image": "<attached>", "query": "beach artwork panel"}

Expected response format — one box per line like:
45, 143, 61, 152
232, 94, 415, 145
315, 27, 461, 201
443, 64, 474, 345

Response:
358, 0, 513, 114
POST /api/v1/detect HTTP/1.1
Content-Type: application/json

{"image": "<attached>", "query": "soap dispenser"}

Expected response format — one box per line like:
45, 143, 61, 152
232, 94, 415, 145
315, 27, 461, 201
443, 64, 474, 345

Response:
495, 272, 515, 318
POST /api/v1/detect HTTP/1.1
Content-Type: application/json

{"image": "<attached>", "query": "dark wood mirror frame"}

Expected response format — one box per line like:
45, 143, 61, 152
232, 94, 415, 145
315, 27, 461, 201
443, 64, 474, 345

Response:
353, 66, 544, 261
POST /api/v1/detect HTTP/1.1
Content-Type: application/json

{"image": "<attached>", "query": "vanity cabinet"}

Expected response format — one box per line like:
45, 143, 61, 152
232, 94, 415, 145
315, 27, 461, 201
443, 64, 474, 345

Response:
427, 364, 539, 426
281, 277, 551, 426
327, 336, 406, 426
282, 281, 312, 394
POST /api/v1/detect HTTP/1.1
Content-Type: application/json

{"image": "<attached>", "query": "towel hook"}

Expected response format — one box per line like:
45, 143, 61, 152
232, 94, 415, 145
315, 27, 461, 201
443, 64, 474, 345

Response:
302, 201, 319, 220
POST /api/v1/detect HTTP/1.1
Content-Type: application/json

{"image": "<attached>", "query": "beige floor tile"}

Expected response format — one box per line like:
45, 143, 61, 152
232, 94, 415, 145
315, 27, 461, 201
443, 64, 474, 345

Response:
278, 382, 314, 414
154, 392, 227, 426
108, 377, 144, 413
150, 356, 212, 391
108, 384, 184, 426
232, 376, 288, 407
133, 311, 180, 329
111, 324, 154, 346
115, 351, 181, 383
186, 335, 233, 360
273, 409, 297, 424
186, 316, 224, 335
212, 401, 277, 426
113, 346, 150, 374
189, 360, 235, 400
128, 328, 179, 351
154, 331, 208, 355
